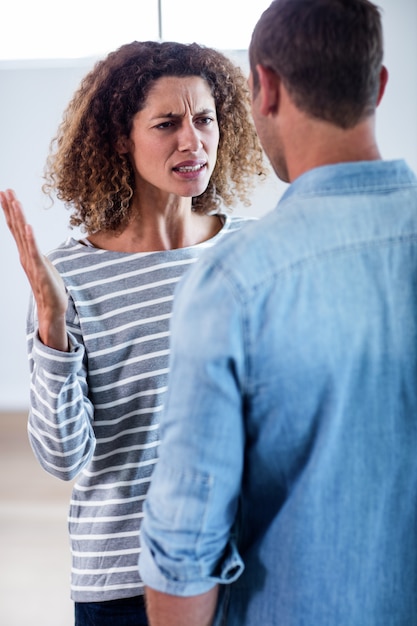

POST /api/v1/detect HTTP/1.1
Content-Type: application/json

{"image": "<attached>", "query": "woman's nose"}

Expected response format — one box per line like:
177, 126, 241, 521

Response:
178, 121, 201, 152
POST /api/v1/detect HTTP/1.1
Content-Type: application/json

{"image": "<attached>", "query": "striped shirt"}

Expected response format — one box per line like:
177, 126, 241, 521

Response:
26, 214, 254, 602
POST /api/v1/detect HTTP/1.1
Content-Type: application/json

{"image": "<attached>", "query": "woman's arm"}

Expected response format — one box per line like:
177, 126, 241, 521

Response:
27, 300, 96, 481
1, 189, 96, 480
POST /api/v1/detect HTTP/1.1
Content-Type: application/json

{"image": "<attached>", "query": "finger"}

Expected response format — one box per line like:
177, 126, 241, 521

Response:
1, 190, 25, 238
0, 190, 16, 230
2, 193, 35, 263
0, 191, 27, 262
24, 223, 44, 265
11, 210, 31, 267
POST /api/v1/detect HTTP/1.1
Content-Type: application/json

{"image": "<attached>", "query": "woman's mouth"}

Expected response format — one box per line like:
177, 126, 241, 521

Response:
173, 161, 207, 174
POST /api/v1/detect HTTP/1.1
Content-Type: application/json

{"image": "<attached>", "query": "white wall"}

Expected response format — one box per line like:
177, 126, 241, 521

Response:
0, 61, 93, 409
0, 0, 416, 410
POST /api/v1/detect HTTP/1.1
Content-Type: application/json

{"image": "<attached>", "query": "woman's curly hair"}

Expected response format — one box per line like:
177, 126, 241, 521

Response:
43, 40, 267, 234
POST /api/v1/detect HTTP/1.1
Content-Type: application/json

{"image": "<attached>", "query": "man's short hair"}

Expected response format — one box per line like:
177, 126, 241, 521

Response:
249, 0, 384, 128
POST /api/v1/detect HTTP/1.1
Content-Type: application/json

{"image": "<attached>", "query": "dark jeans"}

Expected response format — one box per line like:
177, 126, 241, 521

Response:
74, 595, 148, 626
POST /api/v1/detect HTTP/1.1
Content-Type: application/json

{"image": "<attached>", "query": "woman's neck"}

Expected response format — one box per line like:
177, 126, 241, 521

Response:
86, 196, 223, 253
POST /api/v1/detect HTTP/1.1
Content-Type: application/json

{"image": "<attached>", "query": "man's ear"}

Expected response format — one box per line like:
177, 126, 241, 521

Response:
256, 64, 280, 116
376, 65, 388, 107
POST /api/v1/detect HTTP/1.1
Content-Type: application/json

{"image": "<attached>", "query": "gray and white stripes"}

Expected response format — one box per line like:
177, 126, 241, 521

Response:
26, 215, 253, 602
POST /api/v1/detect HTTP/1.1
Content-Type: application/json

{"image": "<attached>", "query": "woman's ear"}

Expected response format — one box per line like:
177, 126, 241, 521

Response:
256, 64, 281, 116
116, 136, 130, 154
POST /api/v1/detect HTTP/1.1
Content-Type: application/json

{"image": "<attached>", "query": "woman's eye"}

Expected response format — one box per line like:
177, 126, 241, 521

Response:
197, 117, 213, 125
156, 121, 174, 129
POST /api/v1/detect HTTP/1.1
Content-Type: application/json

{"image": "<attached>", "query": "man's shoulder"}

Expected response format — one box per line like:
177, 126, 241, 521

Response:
196, 208, 289, 293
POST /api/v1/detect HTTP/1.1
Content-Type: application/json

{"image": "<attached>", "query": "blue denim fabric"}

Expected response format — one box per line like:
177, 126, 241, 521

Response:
140, 160, 417, 625
74, 596, 148, 625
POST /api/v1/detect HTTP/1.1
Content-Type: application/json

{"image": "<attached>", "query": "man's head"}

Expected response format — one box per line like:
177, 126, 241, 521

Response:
249, 0, 384, 130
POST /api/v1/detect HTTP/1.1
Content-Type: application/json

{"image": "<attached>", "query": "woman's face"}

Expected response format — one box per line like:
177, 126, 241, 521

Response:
125, 75, 220, 201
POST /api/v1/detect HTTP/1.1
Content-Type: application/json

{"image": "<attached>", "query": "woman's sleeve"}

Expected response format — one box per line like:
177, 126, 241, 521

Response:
26, 293, 96, 481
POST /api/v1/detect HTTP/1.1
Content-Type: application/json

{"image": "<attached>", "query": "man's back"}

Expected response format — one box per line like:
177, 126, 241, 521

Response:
140, 159, 417, 625
213, 159, 417, 624
141, 158, 417, 624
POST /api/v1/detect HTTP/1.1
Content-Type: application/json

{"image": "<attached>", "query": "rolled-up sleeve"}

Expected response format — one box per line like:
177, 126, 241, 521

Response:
139, 257, 247, 596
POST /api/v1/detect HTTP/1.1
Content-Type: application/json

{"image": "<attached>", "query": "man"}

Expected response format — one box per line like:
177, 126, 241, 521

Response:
139, 0, 417, 624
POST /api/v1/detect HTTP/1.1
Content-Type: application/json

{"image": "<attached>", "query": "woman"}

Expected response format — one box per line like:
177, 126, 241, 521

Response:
0, 40, 265, 625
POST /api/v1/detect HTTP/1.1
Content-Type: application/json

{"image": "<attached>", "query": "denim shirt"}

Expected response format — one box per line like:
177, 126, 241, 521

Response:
140, 160, 417, 625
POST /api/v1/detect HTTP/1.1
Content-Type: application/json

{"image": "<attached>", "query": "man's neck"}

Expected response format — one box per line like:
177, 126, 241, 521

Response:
285, 114, 381, 183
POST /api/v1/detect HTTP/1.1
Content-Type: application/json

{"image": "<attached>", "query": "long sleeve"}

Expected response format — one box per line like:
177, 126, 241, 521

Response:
26, 293, 96, 481
140, 258, 246, 596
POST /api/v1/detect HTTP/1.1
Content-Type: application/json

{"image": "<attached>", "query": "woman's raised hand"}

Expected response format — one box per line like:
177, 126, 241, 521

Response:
0, 189, 70, 351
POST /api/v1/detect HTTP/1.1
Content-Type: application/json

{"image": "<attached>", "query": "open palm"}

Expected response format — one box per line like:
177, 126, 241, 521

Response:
0, 189, 69, 350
